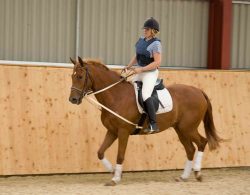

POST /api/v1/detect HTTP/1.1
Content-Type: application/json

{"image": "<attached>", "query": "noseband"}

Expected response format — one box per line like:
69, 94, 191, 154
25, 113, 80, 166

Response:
70, 66, 93, 98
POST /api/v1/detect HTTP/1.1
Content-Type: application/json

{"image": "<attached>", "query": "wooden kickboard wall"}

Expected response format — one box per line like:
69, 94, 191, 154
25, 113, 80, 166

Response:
0, 64, 249, 175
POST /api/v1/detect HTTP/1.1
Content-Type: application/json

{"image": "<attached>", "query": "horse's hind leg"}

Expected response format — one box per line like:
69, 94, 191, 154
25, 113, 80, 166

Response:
191, 130, 208, 181
175, 128, 196, 182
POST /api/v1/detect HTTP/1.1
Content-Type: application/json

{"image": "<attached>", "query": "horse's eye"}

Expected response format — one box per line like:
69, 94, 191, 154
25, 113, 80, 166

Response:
77, 76, 83, 79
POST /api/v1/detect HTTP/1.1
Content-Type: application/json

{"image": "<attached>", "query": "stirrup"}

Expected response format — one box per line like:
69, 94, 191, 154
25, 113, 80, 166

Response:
143, 123, 159, 134
143, 128, 155, 134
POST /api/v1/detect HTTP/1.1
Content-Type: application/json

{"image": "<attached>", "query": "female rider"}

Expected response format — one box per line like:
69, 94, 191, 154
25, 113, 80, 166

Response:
125, 17, 162, 133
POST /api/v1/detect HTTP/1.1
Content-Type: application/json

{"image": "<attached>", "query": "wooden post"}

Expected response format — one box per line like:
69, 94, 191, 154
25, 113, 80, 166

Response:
207, 0, 232, 69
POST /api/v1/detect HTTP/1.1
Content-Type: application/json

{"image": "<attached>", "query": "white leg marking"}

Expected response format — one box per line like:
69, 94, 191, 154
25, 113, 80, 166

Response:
101, 157, 113, 172
112, 164, 123, 183
193, 151, 203, 171
181, 160, 193, 179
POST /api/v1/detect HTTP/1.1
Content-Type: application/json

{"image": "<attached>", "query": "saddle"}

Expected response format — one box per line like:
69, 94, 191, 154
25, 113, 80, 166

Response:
132, 78, 173, 135
135, 79, 165, 112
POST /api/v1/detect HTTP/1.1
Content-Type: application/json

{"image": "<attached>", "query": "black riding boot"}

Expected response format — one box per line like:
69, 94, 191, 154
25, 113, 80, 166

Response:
143, 97, 159, 133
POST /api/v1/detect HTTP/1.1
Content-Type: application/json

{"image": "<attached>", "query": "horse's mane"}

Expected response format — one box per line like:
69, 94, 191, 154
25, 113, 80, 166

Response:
84, 59, 110, 71
82, 59, 129, 82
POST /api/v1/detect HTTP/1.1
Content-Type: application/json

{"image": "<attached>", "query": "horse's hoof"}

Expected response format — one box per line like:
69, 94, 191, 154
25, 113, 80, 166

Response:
175, 177, 188, 182
104, 180, 116, 186
194, 171, 203, 182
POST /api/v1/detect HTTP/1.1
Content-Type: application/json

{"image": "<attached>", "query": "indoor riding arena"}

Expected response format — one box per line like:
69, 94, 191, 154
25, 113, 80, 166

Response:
0, 0, 249, 195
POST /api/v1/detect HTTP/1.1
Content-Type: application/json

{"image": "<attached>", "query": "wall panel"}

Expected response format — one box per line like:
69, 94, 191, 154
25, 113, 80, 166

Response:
231, 2, 250, 68
0, 0, 208, 67
0, 0, 76, 62
0, 64, 249, 175
78, 0, 209, 67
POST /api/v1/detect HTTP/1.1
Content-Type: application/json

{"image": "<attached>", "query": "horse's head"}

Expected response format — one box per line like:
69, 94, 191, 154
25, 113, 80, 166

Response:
69, 57, 93, 105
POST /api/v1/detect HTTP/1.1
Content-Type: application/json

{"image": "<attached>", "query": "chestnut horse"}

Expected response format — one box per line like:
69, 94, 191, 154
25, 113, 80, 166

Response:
69, 57, 221, 186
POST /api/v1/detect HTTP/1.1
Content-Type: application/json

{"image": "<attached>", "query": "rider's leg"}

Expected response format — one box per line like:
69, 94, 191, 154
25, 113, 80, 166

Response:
141, 69, 159, 101
141, 69, 159, 133
143, 97, 159, 132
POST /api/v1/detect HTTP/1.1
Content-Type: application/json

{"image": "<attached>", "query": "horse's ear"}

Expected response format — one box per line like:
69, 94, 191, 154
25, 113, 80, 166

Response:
70, 57, 76, 65
78, 56, 85, 67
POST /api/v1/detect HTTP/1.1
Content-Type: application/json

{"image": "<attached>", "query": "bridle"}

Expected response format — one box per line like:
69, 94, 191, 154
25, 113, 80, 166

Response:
70, 66, 93, 98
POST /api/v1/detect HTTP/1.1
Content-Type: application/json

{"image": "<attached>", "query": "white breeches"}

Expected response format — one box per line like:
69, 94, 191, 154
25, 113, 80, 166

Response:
133, 69, 159, 101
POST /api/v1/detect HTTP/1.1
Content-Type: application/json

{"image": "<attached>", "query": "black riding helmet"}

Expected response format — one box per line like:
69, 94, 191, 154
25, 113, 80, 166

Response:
143, 17, 160, 31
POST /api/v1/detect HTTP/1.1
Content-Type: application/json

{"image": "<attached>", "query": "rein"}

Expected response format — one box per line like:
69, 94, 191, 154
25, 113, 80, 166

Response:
71, 68, 143, 129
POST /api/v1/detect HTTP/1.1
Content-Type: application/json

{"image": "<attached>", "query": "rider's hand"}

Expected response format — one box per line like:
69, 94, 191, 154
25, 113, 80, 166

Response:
122, 65, 130, 73
122, 66, 128, 72
132, 67, 144, 74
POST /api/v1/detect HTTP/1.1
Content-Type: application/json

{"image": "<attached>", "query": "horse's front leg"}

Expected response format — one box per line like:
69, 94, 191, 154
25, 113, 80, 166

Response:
105, 128, 130, 186
98, 131, 117, 172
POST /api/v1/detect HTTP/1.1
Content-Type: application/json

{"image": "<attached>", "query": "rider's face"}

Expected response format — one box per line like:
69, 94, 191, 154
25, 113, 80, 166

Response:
143, 28, 153, 39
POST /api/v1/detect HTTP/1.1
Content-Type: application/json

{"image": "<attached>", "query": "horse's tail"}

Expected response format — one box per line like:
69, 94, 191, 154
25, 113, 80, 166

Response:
202, 91, 222, 150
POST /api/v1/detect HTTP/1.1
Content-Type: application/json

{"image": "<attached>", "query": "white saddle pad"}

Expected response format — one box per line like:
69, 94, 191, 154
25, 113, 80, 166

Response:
133, 82, 173, 114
